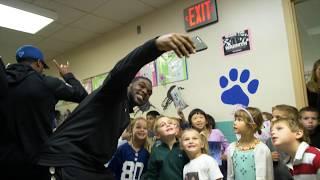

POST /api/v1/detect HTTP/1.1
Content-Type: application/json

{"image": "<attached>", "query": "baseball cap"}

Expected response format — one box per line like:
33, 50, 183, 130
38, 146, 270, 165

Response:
16, 45, 49, 69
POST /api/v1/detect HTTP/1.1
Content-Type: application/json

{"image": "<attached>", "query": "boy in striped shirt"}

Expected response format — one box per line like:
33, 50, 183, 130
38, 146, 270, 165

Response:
271, 116, 320, 179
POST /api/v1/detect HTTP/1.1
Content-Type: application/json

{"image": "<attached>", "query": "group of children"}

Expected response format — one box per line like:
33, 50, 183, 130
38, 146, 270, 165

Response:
106, 104, 320, 180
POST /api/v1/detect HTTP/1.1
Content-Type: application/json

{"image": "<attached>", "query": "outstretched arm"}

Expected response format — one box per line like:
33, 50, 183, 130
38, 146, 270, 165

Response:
45, 59, 88, 103
103, 33, 196, 93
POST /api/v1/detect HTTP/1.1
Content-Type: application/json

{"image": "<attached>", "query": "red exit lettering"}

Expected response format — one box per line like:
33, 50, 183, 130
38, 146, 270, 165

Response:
187, 0, 212, 27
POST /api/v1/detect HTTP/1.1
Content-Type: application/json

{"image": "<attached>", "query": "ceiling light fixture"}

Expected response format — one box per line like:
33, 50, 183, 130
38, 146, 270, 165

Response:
0, 1, 57, 34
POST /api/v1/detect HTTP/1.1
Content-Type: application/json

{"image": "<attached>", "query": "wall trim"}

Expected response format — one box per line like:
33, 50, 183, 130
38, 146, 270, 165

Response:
282, 0, 307, 109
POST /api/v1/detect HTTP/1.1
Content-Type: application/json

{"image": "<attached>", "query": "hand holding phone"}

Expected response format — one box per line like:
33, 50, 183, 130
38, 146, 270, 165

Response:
191, 36, 208, 52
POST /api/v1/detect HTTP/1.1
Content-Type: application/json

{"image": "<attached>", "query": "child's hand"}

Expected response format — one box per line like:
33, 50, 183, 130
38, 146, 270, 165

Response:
221, 154, 227, 160
271, 151, 280, 161
177, 109, 186, 121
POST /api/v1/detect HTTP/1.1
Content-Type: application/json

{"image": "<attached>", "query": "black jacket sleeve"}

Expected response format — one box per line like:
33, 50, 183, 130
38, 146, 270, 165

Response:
44, 73, 88, 103
101, 38, 163, 94
307, 87, 320, 110
0, 57, 8, 97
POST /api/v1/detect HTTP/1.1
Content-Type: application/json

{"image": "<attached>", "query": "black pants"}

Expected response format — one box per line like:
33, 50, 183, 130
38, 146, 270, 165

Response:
42, 166, 115, 180
219, 160, 228, 180
0, 163, 48, 180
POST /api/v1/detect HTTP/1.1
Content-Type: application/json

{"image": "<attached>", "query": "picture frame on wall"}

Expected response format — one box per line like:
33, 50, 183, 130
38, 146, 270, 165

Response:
222, 29, 251, 56
156, 51, 188, 85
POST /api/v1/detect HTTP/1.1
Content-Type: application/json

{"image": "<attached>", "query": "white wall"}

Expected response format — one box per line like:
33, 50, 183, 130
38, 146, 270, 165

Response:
50, 0, 296, 122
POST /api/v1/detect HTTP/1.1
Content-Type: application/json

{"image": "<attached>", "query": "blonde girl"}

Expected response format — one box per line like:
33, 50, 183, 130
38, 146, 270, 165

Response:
227, 106, 273, 180
108, 117, 149, 180
181, 129, 223, 180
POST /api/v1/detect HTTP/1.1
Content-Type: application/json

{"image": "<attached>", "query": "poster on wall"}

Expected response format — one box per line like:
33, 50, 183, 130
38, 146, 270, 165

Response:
156, 51, 188, 85
92, 73, 108, 90
82, 78, 93, 94
222, 29, 250, 55
136, 61, 157, 86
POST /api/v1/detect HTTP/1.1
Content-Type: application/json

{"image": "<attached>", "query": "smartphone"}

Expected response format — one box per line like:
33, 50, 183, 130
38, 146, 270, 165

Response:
191, 36, 208, 52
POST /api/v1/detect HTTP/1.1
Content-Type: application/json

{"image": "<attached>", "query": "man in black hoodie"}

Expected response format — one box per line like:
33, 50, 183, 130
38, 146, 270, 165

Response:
0, 57, 7, 96
0, 45, 88, 179
0, 57, 8, 155
36, 33, 196, 180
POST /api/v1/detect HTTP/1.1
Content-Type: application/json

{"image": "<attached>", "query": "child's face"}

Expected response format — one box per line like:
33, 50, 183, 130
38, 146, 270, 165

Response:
271, 121, 301, 150
156, 117, 177, 138
233, 116, 251, 135
132, 120, 148, 141
181, 130, 203, 156
271, 109, 288, 121
172, 120, 181, 137
191, 113, 207, 131
299, 111, 319, 132
146, 115, 156, 130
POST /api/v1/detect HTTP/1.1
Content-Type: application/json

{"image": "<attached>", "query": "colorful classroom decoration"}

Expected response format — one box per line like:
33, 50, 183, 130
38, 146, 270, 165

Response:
136, 61, 157, 86
92, 73, 108, 90
156, 51, 188, 85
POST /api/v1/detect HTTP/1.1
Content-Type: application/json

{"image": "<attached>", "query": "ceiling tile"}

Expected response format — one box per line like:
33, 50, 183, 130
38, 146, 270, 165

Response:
36, 22, 64, 37
34, 0, 86, 25
93, 0, 154, 23
70, 14, 120, 34
0, 27, 43, 46
53, 0, 108, 12
0, 0, 178, 65
51, 27, 99, 44
36, 37, 77, 53
139, 0, 176, 8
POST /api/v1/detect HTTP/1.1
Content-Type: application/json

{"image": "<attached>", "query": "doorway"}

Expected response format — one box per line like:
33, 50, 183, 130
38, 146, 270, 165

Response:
294, 0, 320, 83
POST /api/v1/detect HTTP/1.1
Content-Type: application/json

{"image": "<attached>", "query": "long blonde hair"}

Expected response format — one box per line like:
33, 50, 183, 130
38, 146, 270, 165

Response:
307, 59, 320, 93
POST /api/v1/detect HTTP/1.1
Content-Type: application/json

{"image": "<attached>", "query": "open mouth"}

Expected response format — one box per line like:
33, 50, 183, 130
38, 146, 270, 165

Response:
272, 137, 278, 142
136, 94, 144, 101
165, 127, 175, 134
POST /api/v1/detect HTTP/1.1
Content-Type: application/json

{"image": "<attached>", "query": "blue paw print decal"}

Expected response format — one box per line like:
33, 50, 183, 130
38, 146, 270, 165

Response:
219, 68, 259, 106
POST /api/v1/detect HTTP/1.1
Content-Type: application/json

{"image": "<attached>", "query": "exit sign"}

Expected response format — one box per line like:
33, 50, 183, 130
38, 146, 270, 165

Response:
183, 0, 218, 32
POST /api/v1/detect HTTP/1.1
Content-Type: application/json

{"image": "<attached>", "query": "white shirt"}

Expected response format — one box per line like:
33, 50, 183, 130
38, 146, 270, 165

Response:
183, 154, 223, 180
